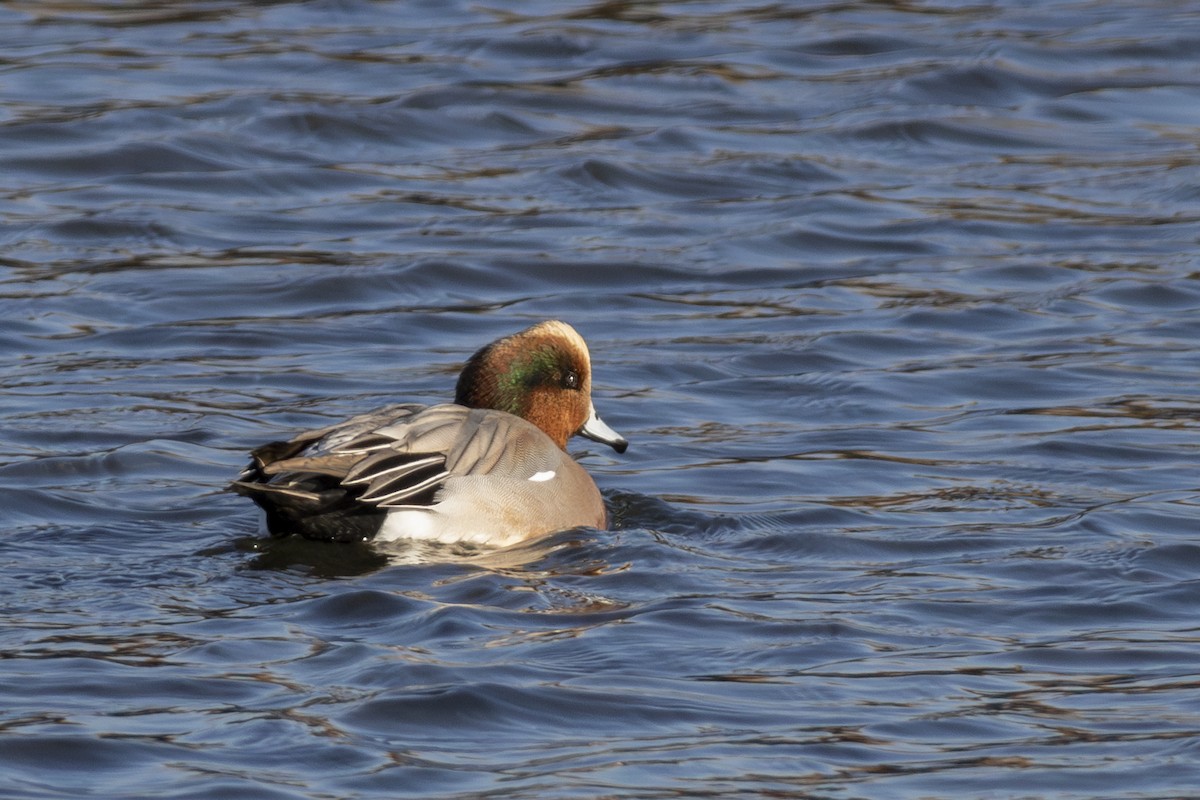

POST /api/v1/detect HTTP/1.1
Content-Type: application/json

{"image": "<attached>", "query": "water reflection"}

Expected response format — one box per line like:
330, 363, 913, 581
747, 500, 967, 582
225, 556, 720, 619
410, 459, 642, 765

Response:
234, 535, 390, 577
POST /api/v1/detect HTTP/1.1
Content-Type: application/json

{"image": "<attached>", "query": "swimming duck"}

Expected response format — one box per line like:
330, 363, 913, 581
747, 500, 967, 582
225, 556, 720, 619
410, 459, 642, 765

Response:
231, 320, 628, 547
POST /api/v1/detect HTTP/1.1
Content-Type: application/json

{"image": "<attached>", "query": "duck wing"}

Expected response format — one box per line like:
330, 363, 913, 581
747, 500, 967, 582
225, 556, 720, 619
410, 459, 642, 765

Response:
230, 403, 432, 540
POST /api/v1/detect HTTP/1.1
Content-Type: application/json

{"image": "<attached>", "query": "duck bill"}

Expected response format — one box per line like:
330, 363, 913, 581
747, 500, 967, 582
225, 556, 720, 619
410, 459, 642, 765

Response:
580, 404, 628, 454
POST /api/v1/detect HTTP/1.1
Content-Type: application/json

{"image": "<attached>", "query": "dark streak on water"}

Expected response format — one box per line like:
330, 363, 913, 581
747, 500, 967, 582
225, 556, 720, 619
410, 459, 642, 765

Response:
3, 1, 1200, 798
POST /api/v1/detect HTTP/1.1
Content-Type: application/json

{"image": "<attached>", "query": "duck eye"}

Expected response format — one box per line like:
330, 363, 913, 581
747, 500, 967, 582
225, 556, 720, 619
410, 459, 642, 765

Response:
562, 370, 580, 390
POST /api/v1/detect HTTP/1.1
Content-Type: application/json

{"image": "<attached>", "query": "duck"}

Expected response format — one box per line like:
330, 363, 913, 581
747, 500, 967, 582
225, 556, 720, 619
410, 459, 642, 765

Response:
230, 320, 628, 547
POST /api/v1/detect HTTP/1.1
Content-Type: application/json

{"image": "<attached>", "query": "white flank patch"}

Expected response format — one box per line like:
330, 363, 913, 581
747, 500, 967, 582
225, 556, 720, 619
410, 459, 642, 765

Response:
528, 470, 556, 482
377, 509, 437, 541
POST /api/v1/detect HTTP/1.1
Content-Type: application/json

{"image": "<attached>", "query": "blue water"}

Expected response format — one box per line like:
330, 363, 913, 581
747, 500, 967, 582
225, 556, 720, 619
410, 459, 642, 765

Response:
3, 1, 1200, 797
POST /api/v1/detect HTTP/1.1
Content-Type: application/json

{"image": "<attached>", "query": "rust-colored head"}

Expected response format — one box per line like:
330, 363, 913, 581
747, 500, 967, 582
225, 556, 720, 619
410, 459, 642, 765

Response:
455, 320, 627, 453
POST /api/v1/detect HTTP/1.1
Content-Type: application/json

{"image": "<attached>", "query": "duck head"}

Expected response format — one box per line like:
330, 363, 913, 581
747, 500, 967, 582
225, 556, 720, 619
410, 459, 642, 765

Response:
455, 320, 629, 453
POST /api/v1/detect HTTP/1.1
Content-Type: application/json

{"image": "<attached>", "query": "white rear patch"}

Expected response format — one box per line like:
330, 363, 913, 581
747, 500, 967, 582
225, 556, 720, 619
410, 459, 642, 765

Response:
377, 509, 438, 542
528, 470, 556, 482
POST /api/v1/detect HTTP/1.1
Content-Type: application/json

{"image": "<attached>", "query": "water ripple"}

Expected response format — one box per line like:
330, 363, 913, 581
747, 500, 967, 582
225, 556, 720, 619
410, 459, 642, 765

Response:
2, 0, 1200, 797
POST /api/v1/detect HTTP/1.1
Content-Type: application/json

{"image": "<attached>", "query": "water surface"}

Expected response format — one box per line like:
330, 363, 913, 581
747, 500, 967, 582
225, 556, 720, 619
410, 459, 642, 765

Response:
3, 1, 1200, 797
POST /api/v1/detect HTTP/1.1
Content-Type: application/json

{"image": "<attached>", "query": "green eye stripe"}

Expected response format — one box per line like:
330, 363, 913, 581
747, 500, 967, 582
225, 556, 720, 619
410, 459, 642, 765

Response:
496, 348, 559, 414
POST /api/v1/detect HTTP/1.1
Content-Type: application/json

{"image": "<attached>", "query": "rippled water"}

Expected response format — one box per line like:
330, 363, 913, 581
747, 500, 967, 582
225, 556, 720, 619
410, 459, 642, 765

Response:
4, 1, 1200, 797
